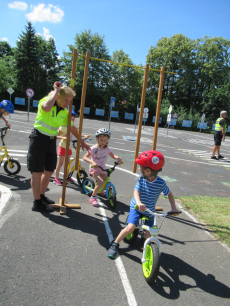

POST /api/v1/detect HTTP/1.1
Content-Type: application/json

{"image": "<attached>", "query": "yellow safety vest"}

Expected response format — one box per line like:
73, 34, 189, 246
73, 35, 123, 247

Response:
215, 118, 224, 132
34, 96, 72, 136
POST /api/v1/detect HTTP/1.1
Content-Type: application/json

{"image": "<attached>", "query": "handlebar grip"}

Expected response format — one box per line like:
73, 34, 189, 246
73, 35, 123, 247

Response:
134, 204, 139, 210
167, 211, 182, 215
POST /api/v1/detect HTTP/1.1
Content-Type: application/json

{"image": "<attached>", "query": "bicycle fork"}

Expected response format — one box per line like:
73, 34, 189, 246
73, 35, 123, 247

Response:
141, 225, 161, 263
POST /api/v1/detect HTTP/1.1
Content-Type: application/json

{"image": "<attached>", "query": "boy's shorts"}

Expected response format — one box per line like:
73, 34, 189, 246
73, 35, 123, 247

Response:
58, 146, 72, 157
27, 129, 57, 173
127, 208, 154, 227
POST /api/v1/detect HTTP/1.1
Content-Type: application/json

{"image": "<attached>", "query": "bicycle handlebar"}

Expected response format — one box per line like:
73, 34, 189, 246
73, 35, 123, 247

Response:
0, 126, 10, 139
90, 161, 123, 175
134, 204, 181, 217
71, 137, 91, 149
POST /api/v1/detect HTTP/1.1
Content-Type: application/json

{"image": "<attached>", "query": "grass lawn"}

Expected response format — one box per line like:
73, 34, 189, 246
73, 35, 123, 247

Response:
178, 196, 230, 248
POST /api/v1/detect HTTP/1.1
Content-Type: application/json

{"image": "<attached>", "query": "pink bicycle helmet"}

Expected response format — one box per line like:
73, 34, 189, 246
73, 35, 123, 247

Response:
136, 150, 164, 171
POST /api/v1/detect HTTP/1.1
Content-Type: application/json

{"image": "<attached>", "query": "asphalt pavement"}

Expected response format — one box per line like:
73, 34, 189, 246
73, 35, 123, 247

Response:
0, 111, 230, 306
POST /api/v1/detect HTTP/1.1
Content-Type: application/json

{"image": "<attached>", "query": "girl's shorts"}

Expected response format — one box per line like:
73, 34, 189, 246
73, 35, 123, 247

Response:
58, 146, 72, 157
127, 208, 154, 227
89, 168, 107, 176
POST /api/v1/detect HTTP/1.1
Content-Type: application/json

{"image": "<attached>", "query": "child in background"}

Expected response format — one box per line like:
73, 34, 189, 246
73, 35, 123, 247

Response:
0, 100, 14, 128
83, 128, 122, 207
107, 150, 178, 259
53, 110, 76, 185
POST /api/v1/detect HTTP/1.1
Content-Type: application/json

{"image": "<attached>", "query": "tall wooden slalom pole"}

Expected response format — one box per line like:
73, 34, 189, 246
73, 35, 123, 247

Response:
152, 66, 165, 150
74, 52, 90, 171
133, 64, 149, 173
49, 49, 80, 214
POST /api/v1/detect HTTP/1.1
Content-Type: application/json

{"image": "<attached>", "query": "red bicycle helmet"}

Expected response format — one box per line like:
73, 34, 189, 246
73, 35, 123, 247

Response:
135, 150, 164, 171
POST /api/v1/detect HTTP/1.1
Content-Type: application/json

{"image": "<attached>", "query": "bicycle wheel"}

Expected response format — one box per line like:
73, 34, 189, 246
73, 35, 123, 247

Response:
4, 159, 21, 175
76, 169, 88, 187
142, 242, 160, 283
123, 215, 139, 244
108, 186, 116, 209
82, 177, 95, 196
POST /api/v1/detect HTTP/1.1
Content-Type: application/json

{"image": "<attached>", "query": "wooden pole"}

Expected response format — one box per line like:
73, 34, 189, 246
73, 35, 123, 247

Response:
74, 51, 90, 171
152, 66, 165, 150
133, 64, 149, 173
58, 49, 78, 214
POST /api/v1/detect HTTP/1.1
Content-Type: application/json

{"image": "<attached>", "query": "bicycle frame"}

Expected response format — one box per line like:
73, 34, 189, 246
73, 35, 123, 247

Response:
0, 128, 12, 167
134, 207, 177, 263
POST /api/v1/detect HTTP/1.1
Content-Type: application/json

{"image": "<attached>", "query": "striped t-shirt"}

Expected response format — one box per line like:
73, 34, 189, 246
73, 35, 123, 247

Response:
130, 176, 170, 217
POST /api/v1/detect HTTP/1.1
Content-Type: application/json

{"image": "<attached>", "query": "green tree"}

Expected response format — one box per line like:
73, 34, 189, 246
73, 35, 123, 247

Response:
0, 41, 13, 57
61, 29, 111, 110
0, 54, 16, 97
15, 22, 39, 97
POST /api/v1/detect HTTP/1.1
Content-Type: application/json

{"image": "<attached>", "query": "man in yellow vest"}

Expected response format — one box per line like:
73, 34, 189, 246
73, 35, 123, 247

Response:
27, 81, 90, 212
211, 110, 227, 160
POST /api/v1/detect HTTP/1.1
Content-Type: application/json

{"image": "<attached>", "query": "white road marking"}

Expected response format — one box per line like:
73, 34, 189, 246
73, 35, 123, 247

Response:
97, 199, 137, 306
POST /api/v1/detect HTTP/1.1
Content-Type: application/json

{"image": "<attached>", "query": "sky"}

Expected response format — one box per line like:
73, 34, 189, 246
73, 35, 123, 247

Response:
0, 0, 230, 65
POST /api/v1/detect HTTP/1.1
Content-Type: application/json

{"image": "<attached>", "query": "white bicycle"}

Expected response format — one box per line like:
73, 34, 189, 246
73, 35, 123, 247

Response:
124, 204, 181, 283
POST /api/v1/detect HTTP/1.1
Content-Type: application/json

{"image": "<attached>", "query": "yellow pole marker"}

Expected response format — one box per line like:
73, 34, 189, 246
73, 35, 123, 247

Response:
133, 64, 149, 173
152, 66, 165, 151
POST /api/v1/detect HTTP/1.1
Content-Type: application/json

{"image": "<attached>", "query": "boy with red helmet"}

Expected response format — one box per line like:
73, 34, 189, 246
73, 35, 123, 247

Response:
107, 150, 178, 259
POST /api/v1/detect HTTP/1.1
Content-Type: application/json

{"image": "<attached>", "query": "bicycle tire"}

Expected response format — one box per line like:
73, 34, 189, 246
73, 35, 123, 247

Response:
76, 169, 88, 187
142, 242, 160, 283
82, 177, 95, 196
123, 214, 139, 244
4, 159, 21, 175
108, 186, 116, 209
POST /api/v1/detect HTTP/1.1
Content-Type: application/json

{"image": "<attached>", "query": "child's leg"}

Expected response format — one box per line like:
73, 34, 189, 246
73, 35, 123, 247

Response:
55, 155, 65, 179
92, 172, 107, 196
114, 223, 136, 244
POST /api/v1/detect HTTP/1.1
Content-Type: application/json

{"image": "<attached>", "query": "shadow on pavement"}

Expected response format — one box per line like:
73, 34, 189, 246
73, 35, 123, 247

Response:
149, 253, 230, 299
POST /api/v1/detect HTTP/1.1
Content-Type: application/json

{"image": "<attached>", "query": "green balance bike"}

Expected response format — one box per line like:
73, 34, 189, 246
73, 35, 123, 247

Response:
124, 204, 181, 283
82, 161, 123, 209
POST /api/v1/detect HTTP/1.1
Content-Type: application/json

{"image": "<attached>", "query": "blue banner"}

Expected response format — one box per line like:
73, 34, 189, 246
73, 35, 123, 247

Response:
95, 109, 105, 116
212, 124, 216, 131
197, 122, 207, 129
111, 111, 119, 118
84, 107, 90, 114
168, 119, 177, 126
15, 97, 25, 105
228, 126, 230, 132
182, 120, 192, 127
125, 113, 134, 120
33, 100, 39, 107
152, 116, 162, 123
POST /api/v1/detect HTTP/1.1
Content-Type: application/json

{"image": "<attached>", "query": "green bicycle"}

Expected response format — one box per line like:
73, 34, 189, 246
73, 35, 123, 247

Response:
124, 205, 181, 283
0, 127, 21, 175
82, 161, 123, 209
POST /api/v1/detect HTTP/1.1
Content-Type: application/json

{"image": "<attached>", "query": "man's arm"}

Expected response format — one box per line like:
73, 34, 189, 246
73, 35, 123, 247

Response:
70, 125, 91, 151
42, 82, 61, 112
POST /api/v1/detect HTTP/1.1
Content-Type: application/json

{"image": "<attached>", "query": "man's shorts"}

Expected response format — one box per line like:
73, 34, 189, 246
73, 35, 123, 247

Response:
127, 208, 154, 227
57, 146, 72, 157
214, 131, 222, 146
27, 129, 57, 173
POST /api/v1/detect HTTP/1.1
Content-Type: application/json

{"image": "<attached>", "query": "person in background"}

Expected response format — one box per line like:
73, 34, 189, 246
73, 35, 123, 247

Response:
211, 110, 227, 160
0, 100, 14, 128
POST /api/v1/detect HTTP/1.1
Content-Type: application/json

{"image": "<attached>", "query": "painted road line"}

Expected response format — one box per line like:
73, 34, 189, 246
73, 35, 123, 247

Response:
7, 150, 28, 153
97, 199, 137, 306
114, 142, 125, 145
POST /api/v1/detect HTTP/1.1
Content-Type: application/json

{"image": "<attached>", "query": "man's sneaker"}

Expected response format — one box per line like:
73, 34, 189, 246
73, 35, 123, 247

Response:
218, 155, 224, 159
89, 196, 100, 207
53, 178, 62, 186
41, 195, 55, 204
32, 200, 54, 212
211, 156, 218, 160
107, 240, 119, 259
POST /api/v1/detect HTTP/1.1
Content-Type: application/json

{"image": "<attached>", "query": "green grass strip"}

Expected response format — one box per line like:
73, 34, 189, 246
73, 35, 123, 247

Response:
178, 196, 230, 248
